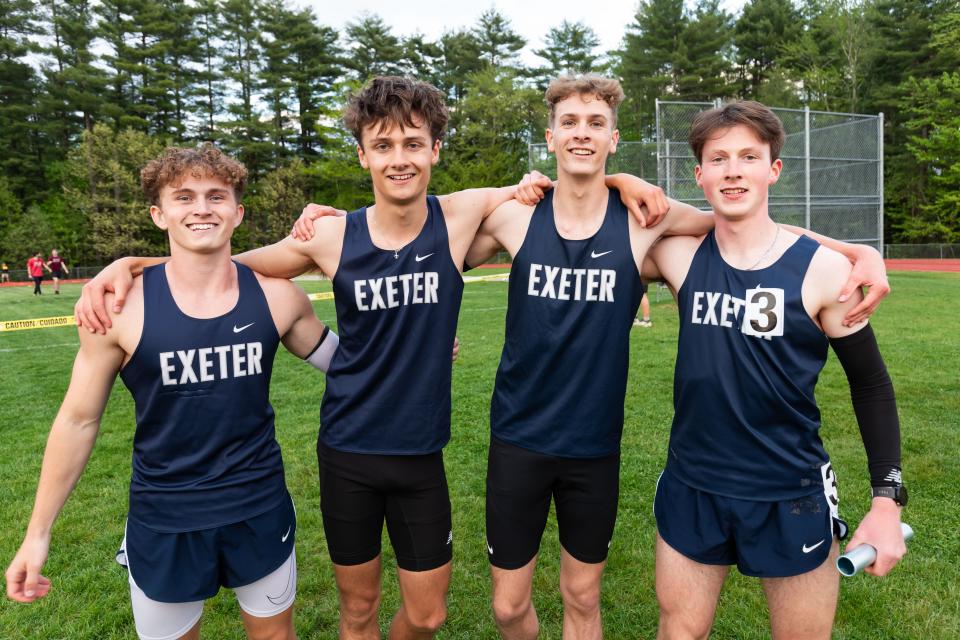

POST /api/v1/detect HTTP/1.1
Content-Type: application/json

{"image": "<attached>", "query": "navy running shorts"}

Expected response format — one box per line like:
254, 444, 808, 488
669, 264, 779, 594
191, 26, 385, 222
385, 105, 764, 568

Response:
122, 492, 296, 602
654, 468, 847, 578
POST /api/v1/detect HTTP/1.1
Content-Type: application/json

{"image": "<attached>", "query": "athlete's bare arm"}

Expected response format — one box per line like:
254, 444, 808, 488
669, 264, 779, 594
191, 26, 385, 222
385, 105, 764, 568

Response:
437, 186, 527, 269
257, 275, 327, 358
74, 256, 167, 332
644, 234, 704, 295
235, 215, 345, 281
464, 199, 537, 267
5, 314, 128, 603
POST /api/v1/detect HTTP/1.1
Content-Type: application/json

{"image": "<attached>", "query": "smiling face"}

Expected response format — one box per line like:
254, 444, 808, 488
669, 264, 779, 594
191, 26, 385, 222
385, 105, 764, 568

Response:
150, 175, 243, 256
695, 124, 782, 221
357, 115, 440, 207
546, 92, 619, 179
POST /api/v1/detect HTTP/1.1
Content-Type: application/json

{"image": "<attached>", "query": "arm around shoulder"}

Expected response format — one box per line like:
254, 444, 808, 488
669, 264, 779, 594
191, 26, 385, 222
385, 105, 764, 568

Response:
236, 215, 345, 279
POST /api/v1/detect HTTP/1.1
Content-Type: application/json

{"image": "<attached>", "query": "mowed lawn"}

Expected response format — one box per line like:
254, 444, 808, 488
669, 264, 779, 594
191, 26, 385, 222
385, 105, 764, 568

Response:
0, 271, 958, 639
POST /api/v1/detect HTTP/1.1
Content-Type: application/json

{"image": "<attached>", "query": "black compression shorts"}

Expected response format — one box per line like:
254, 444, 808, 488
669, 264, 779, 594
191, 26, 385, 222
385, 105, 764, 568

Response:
318, 443, 452, 572
485, 436, 620, 569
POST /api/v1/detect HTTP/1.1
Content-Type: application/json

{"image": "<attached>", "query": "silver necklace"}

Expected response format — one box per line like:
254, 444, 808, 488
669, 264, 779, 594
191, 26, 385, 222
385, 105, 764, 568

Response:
744, 225, 780, 270
371, 217, 402, 259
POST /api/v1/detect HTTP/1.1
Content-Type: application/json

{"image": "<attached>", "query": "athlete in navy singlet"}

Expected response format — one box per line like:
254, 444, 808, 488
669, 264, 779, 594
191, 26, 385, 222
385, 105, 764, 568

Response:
491, 188, 642, 458
6, 146, 332, 640
322, 195, 463, 455
122, 262, 286, 535
666, 231, 831, 500
646, 101, 906, 639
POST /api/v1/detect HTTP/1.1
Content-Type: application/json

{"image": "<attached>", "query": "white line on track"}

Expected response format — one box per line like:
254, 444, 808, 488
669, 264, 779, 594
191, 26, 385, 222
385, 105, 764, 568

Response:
0, 341, 78, 353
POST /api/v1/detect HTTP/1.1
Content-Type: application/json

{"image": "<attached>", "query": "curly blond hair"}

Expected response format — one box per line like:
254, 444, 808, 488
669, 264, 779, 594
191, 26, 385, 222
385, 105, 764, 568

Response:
141, 143, 248, 205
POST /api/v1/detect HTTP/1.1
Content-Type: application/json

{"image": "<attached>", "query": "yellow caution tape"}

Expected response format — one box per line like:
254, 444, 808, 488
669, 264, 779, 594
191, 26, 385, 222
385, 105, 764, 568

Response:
0, 315, 76, 332
2, 276, 510, 332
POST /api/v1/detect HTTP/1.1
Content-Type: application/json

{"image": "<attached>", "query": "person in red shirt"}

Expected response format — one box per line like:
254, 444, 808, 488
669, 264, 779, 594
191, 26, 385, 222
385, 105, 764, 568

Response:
27, 253, 51, 295
47, 249, 69, 294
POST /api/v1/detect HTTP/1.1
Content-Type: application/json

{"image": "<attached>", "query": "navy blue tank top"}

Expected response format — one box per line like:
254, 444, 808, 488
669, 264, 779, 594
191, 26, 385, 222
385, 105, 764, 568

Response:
321, 196, 464, 454
491, 188, 643, 458
120, 263, 285, 532
667, 231, 830, 500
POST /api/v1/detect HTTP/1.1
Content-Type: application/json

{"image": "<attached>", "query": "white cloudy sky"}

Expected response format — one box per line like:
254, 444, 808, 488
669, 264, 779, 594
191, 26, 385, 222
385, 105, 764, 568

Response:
298, 1, 749, 65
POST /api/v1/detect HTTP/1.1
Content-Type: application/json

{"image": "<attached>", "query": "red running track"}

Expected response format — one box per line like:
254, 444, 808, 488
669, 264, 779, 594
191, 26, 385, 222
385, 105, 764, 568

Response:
883, 259, 960, 272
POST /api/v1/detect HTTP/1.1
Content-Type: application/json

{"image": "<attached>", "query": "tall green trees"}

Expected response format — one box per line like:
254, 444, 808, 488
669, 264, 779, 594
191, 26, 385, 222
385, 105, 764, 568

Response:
0, 0, 43, 199
618, 0, 732, 138
0, 2, 955, 258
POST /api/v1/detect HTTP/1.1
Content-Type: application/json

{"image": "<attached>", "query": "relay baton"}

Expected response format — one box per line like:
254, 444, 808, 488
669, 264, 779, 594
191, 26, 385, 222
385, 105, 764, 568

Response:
836, 522, 913, 577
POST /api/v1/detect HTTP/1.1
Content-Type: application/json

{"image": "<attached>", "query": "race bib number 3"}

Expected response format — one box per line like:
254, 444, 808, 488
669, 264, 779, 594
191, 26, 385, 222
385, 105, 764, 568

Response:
742, 287, 784, 338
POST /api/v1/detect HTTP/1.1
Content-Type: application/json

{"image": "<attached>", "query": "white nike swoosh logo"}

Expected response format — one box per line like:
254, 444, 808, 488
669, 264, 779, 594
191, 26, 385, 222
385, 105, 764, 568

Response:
486, 540, 493, 554
415, 253, 434, 262
591, 250, 612, 258
281, 525, 291, 543
233, 322, 255, 333
802, 539, 825, 553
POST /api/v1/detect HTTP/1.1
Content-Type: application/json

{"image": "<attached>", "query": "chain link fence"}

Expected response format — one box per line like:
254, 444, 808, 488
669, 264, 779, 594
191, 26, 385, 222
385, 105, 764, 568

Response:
885, 244, 960, 259
529, 101, 884, 253
656, 100, 884, 252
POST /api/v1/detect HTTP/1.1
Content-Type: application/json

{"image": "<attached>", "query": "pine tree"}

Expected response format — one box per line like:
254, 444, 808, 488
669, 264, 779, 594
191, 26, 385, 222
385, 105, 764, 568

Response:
533, 20, 601, 79
471, 9, 526, 69
39, 0, 106, 142
96, 0, 143, 130
677, 0, 733, 101
436, 29, 484, 105
861, 0, 955, 240
193, 0, 225, 142
220, 0, 272, 179
344, 14, 404, 80
734, 0, 803, 97
0, 0, 43, 199
618, 0, 687, 139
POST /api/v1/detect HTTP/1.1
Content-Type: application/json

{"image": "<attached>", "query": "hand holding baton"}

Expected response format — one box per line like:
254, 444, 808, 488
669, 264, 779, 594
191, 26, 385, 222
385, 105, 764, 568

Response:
837, 522, 913, 577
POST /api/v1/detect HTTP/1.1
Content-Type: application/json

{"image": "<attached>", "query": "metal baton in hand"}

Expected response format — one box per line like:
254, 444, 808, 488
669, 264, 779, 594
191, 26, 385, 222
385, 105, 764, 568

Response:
836, 522, 913, 577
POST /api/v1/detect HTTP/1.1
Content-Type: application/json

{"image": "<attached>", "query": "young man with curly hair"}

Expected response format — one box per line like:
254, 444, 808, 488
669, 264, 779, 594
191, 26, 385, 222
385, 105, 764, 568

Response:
6, 145, 335, 639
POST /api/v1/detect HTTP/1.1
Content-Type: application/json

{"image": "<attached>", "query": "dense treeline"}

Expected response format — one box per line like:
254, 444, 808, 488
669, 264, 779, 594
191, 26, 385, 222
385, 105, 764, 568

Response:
0, 0, 957, 266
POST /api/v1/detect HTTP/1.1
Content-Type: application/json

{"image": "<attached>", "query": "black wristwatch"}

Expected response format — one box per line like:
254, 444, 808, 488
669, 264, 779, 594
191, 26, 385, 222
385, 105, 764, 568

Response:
872, 485, 908, 507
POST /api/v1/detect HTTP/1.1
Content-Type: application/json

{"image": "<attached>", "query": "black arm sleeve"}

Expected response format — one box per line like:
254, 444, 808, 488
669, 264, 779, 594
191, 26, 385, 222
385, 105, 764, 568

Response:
829, 324, 902, 487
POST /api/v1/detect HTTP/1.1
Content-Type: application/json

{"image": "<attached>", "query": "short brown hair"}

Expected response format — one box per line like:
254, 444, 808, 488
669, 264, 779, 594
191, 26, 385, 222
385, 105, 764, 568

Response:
688, 101, 785, 163
141, 143, 248, 205
545, 74, 625, 126
343, 76, 449, 146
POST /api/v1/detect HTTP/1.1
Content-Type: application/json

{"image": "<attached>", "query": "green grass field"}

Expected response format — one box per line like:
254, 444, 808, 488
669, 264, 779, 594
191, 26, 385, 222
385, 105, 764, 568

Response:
1, 271, 958, 639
